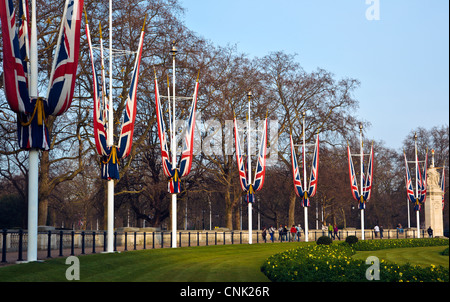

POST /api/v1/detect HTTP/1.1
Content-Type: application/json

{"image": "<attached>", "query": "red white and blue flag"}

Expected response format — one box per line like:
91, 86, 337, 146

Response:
291, 134, 319, 207
179, 78, 199, 178
1, 0, 83, 150
154, 73, 199, 194
234, 117, 268, 203
403, 151, 427, 211
347, 143, 373, 210
85, 12, 144, 179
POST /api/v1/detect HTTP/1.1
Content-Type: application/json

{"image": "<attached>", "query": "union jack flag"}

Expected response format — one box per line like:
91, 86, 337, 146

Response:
86, 13, 144, 179
290, 135, 304, 198
234, 117, 268, 203
1, 0, 83, 150
179, 79, 199, 177
46, 0, 83, 116
347, 145, 364, 209
154, 72, 199, 193
252, 118, 267, 192
234, 117, 249, 192
404, 152, 417, 204
291, 134, 319, 207
117, 26, 145, 160
361, 144, 374, 201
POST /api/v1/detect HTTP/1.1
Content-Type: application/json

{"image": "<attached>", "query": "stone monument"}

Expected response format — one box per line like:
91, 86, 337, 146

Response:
424, 150, 444, 237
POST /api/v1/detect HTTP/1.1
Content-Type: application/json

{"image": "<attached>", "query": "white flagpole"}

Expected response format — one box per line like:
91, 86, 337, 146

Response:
106, 0, 114, 253
26, 0, 39, 263
302, 112, 309, 242
414, 133, 420, 238
171, 43, 177, 248
360, 124, 365, 240
247, 92, 253, 244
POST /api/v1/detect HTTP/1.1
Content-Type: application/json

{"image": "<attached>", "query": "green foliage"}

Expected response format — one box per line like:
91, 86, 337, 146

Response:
316, 235, 333, 245
441, 247, 449, 256
351, 238, 449, 251
345, 235, 358, 245
261, 239, 449, 282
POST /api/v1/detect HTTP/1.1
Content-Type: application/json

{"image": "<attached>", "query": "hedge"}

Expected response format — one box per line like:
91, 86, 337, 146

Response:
261, 238, 449, 282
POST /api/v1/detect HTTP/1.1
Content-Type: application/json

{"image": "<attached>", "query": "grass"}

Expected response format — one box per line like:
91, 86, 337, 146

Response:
352, 246, 449, 268
0, 242, 305, 282
1, 241, 447, 282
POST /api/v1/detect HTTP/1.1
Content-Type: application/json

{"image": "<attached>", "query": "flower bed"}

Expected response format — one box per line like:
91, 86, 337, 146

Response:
261, 239, 449, 282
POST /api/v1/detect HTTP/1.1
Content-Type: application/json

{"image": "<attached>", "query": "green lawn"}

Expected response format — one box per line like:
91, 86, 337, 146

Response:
1, 242, 447, 282
0, 242, 305, 282
352, 246, 449, 268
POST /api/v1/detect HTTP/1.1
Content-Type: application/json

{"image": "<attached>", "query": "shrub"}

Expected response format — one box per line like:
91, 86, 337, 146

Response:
345, 235, 358, 245
316, 235, 333, 245
441, 247, 449, 256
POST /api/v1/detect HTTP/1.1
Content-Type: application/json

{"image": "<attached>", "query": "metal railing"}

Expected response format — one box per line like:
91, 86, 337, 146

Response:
1, 228, 428, 264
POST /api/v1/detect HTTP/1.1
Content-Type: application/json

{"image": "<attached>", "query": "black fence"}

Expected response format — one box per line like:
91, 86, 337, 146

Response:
1, 228, 429, 264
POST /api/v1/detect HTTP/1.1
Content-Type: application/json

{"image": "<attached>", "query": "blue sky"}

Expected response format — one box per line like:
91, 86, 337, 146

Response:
179, 0, 449, 150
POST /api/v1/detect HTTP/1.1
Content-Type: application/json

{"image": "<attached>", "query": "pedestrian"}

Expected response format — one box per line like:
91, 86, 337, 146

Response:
427, 226, 433, 238
296, 224, 302, 241
328, 223, 334, 239
333, 224, 340, 240
374, 225, 380, 238
290, 225, 297, 241
278, 225, 283, 241
379, 225, 384, 239
269, 226, 275, 242
283, 225, 288, 241
262, 227, 267, 242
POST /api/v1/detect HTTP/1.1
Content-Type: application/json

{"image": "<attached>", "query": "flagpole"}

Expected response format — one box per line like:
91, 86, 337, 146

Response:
360, 124, 365, 240
26, 0, 38, 263
171, 43, 178, 248
414, 133, 420, 238
302, 111, 309, 242
247, 92, 253, 244
106, 0, 114, 253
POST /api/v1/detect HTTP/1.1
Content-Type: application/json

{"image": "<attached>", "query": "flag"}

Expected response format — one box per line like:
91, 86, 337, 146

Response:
347, 145, 361, 202
234, 117, 249, 192
290, 135, 304, 198
252, 118, 267, 192
362, 144, 373, 201
117, 23, 145, 159
178, 78, 199, 177
307, 134, 319, 198
86, 13, 144, 179
1, 0, 83, 150
154, 72, 199, 193
46, 0, 83, 116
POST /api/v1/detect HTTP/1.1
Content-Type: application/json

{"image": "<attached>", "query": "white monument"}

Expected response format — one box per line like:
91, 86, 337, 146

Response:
424, 150, 444, 237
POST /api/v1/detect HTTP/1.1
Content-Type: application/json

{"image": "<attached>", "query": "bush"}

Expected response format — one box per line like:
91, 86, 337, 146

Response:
441, 247, 449, 256
345, 235, 358, 245
261, 240, 449, 282
316, 235, 333, 245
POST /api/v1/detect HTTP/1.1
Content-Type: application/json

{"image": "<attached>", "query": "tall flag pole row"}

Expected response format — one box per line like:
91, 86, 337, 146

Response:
290, 111, 319, 242
347, 125, 373, 240
154, 43, 199, 248
234, 92, 267, 244
1, 0, 83, 261
85, 2, 145, 252
403, 133, 428, 238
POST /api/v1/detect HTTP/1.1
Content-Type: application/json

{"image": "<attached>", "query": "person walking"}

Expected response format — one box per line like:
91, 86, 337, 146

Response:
262, 227, 267, 242
290, 225, 297, 241
333, 224, 340, 240
296, 224, 302, 241
379, 225, 384, 239
328, 223, 334, 239
374, 225, 380, 238
427, 226, 433, 238
269, 226, 275, 242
